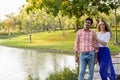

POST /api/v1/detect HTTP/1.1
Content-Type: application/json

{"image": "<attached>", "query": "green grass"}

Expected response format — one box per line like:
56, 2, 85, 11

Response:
0, 30, 75, 52
0, 29, 120, 54
109, 29, 120, 53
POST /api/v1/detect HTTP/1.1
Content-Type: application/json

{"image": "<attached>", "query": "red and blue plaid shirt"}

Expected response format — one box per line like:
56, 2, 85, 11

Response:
74, 29, 97, 53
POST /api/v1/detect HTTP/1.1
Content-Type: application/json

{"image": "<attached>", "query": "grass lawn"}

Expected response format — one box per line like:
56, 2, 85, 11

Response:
0, 29, 120, 54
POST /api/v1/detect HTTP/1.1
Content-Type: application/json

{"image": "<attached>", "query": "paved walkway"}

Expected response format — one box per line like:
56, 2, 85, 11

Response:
84, 56, 120, 80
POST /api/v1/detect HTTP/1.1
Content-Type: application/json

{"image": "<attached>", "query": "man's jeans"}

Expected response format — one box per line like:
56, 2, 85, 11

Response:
78, 51, 95, 80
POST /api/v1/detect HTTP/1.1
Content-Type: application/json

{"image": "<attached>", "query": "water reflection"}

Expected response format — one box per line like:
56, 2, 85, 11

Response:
0, 46, 26, 80
0, 46, 76, 80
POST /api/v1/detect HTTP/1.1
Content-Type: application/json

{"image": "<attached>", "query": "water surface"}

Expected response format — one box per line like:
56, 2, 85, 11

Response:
0, 46, 76, 80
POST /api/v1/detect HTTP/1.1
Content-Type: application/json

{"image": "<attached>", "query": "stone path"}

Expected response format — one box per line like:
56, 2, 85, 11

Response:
84, 56, 120, 80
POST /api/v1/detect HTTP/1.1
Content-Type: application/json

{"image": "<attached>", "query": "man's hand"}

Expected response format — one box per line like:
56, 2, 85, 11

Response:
75, 51, 79, 63
94, 53, 98, 64
94, 57, 98, 64
75, 56, 79, 63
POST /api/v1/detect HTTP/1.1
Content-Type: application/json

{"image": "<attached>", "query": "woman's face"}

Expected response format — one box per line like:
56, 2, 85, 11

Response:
99, 21, 105, 31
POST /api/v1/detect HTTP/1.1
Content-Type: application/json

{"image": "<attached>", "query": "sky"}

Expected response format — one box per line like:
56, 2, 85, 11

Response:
0, 0, 27, 21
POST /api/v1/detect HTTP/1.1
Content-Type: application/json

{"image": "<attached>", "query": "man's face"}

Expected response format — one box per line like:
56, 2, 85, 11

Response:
84, 20, 92, 30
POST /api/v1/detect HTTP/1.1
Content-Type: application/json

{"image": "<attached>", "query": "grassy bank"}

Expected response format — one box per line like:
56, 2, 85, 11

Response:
0, 30, 120, 53
0, 30, 75, 53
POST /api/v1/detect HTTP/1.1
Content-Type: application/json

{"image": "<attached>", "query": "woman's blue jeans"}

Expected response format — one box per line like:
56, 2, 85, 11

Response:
78, 51, 95, 80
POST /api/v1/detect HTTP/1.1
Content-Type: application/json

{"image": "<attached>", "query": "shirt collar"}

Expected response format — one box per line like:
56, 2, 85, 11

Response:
82, 28, 91, 32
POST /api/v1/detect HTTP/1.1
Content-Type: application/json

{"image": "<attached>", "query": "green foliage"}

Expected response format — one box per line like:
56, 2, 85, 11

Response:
26, 75, 40, 80
60, 0, 89, 18
25, 0, 119, 18
25, 0, 120, 30
43, 0, 61, 16
46, 68, 78, 80
116, 15, 120, 25
98, 3, 110, 15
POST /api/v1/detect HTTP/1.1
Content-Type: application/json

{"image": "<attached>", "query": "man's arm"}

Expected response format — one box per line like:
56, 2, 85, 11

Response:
74, 51, 79, 63
93, 31, 98, 50
74, 31, 80, 63
93, 31, 98, 64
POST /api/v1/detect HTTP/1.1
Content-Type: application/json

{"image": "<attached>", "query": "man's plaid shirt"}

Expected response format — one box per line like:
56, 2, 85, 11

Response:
74, 29, 97, 53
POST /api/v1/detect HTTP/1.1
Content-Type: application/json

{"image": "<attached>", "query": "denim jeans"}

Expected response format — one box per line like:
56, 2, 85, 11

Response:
78, 51, 95, 80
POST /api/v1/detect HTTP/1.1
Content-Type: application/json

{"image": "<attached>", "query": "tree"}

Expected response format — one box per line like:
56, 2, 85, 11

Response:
25, 0, 119, 30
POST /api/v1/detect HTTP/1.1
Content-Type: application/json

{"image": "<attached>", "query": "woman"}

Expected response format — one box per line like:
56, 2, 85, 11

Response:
95, 20, 116, 80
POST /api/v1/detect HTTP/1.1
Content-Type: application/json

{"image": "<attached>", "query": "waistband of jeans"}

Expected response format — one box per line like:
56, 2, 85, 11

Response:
80, 50, 94, 54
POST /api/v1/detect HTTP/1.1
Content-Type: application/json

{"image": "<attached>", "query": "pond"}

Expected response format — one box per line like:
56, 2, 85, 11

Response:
0, 46, 76, 80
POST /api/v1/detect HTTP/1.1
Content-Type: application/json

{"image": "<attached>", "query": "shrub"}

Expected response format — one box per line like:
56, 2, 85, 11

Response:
46, 68, 78, 80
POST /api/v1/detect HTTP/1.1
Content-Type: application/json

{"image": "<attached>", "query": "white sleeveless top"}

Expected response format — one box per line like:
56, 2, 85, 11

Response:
97, 32, 110, 47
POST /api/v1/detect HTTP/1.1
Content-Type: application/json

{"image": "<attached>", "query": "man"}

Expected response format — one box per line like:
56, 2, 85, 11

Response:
74, 18, 97, 80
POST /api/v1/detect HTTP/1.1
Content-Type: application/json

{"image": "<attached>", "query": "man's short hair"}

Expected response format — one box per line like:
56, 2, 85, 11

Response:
85, 18, 93, 24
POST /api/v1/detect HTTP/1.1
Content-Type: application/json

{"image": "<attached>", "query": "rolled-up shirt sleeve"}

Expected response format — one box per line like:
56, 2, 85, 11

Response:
74, 30, 80, 52
92, 31, 98, 49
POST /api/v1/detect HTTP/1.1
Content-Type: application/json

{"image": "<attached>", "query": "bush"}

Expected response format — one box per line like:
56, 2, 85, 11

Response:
46, 68, 78, 80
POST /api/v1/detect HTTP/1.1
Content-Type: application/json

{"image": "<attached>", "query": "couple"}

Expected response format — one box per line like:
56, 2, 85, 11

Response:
74, 18, 116, 80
